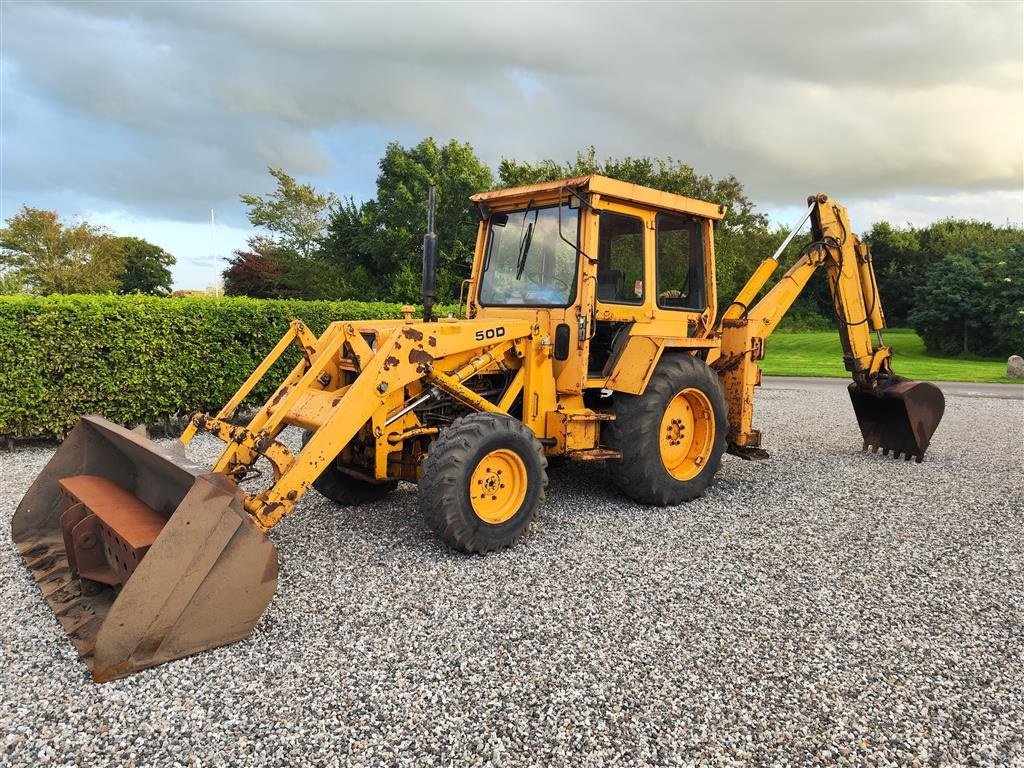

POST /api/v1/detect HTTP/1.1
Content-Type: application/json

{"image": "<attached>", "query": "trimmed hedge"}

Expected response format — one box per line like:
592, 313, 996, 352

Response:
0, 295, 448, 439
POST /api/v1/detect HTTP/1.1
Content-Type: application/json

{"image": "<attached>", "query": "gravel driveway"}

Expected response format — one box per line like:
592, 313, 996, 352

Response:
2, 385, 1022, 767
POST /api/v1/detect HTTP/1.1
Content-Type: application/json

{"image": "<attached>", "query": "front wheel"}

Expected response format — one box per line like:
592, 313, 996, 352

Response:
605, 354, 728, 505
419, 412, 548, 554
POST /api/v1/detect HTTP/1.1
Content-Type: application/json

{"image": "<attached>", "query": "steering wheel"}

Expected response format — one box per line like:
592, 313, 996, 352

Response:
524, 271, 569, 291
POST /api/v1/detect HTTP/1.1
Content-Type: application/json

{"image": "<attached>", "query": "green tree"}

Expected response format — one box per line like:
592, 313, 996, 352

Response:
112, 236, 175, 295
920, 219, 1023, 261
0, 206, 123, 294
240, 168, 338, 259
909, 251, 989, 356
980, 242, 1024, 355
908, 242, 1024, 358
323, 138, 493, 302
866, 219, 1023, 328
862, 221, 926, 327
0, 269, 25, 295
222, 234, 349, 300
237, 168, 351, 299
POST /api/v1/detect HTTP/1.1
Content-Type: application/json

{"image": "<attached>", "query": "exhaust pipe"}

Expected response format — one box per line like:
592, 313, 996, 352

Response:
422, 186, 438, 323
12, 416, 278, 682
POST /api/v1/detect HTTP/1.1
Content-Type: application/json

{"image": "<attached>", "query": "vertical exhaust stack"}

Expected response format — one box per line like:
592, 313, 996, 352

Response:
422, 186, 438, 323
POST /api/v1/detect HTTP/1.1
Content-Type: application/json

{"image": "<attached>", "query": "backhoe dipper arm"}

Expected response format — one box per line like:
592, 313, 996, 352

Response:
715, 195, 893, 455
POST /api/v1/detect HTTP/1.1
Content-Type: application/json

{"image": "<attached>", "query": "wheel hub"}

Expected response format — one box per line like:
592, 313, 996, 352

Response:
469, 448, 528, 524
659, 388, 715, 481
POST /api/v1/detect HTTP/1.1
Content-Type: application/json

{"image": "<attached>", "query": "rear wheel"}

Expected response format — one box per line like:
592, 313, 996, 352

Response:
605, 354, 727, 505
301, 431, 397, 506
419, 412, 547, 554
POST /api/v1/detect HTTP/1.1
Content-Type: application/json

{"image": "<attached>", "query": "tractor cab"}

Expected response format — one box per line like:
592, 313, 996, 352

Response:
467, 175, 726, 393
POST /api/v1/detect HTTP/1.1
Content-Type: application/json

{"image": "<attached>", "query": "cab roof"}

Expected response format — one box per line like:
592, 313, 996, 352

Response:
470, 174, 726, 221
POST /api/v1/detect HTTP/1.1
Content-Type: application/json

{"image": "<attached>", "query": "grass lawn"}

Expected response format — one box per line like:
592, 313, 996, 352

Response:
760, 328, 1020, 383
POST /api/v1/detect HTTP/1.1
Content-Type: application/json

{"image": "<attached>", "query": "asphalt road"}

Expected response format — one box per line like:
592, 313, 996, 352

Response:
763, 375, 1024, 400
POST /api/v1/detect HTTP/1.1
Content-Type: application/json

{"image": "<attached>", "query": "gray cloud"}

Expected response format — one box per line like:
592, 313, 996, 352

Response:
2, 0, 1021, 225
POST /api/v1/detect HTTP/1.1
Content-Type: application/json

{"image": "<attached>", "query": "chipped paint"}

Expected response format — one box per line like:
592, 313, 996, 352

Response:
408, 349, 433, 367
402, 327, 424, 342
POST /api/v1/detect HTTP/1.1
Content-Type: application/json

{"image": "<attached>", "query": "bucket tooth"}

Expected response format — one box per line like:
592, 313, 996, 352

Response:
26, 552, 59, 571
59, 605, 99, 636
52, 595, 85, 618
11, 415, 279, 682
19, 541, 50, 559
38, 568, 72, 597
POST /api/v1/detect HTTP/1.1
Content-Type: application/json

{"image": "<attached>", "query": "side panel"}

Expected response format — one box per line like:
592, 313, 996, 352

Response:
702, 219, 718, 332
604, 336, 664, 394
600, 331, 720, 396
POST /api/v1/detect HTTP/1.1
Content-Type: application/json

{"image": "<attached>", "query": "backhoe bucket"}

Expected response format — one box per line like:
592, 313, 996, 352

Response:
11, 416, 278, 682
849, 379, 945, 462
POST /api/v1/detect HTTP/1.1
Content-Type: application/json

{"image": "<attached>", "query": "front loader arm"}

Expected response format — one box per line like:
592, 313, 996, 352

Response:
191, 318, 536, 531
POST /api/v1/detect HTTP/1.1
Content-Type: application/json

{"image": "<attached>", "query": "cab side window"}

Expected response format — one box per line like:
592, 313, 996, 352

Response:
596, 211, 644, 305
656, 213, 705, 310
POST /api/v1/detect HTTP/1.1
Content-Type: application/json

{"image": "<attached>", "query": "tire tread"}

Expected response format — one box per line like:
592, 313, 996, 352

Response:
419, 412, 547, 553
605, 354, 728, 506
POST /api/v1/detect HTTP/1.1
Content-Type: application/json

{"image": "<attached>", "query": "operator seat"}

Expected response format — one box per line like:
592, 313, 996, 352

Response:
597, 269, 624, 302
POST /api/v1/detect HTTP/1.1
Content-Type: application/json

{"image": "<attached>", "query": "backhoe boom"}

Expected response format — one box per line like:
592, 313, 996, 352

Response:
716, 194, 943, 460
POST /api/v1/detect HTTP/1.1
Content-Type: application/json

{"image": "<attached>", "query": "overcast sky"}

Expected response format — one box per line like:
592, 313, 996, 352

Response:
2, 1, 1022, 289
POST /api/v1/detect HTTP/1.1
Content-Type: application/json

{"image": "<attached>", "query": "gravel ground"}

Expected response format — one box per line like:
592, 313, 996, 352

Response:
2, 386, 1022, 767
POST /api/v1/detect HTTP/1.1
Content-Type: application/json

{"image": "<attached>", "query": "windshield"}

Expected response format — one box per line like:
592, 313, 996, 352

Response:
477, 203, 580, 307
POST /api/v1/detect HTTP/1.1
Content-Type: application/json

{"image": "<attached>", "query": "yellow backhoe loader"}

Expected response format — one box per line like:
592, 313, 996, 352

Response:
13, 177, 944, 681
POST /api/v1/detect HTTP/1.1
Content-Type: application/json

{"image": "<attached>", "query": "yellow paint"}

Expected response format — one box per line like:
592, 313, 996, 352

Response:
184, 181, 906, 533
469, 449, 528, 524
715, 195, 899, 448
659, 387, 715, 481
604, 336, 662, 394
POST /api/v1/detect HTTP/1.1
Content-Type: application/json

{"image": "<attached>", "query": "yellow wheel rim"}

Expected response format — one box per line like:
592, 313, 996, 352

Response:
469, 448, 528, 524
659, 387, 715, 481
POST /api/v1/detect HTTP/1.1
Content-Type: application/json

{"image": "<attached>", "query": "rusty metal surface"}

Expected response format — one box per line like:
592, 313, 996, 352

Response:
58, 475, 166, 588
564, 447, 623, 461
60, 475, 165, 548
849, 379, 946, 462
726, 444, 771, 461
469, 175, 727, 220
11, 416, 278, 682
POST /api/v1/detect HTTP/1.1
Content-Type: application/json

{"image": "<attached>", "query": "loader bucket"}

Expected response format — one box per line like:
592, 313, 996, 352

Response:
11, 416, 278, 682
849, 379, 945, 462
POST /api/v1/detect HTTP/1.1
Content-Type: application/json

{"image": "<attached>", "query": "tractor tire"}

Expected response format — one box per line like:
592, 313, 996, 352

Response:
419, 412, 548, 554
301, 431, 397, 506
605, 354, 728, 506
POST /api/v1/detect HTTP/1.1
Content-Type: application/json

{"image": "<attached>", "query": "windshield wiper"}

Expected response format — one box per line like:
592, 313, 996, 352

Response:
515, 200, 537, 281
515, 222, 535, 280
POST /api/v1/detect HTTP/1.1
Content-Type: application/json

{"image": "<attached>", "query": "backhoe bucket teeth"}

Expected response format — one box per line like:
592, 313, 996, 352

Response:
849, 379, 945, 462
11, 416, 278, 682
